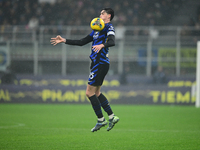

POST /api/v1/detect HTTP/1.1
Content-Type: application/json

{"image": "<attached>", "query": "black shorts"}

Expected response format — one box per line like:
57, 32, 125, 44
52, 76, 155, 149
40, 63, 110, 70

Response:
88, 63, 109, 86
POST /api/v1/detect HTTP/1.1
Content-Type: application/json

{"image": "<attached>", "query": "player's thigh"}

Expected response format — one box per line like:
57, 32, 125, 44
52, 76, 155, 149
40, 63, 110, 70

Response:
88, 64, 109, 86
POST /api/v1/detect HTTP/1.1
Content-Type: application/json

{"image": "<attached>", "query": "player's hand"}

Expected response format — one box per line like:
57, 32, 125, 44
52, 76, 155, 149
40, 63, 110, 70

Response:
50, 35, 66, 46
92, 44, 104, 53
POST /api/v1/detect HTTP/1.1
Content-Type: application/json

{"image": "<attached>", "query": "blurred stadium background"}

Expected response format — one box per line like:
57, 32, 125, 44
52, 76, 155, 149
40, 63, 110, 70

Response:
0, 0, 200, 105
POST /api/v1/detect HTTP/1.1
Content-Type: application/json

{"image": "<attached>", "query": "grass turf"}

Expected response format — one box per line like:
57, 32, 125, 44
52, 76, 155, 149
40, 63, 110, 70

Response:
0, 104, 200, 150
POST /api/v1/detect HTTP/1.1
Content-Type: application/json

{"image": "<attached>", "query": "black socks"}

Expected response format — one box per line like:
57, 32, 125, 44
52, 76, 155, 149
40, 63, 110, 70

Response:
89, 95, 103, 118
98, 93, 113, 116
88, 93, 114, 119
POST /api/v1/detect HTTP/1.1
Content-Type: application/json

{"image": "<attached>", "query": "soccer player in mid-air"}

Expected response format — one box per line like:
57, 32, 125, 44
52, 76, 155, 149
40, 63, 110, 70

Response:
50, 8, 119, 132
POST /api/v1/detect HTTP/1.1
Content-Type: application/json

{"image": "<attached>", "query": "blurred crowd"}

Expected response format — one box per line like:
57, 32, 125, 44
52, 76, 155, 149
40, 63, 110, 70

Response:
180, 4, 200, 42
0, 0, 185, 27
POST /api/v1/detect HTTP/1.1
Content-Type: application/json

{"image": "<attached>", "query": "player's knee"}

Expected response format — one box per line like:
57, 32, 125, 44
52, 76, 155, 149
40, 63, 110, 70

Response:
86, 91, 92, 98
86, 92, 89, 98
95, 91, 101, 97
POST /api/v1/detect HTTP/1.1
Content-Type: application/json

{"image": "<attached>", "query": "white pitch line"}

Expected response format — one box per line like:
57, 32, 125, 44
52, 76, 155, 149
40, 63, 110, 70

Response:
114, 129, 200, 133
0, 123, 25, 129
18, 127, 200, 133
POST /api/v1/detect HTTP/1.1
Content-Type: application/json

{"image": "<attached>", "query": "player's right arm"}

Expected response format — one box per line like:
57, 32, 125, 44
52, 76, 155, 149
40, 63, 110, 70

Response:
51, 35, 93, 46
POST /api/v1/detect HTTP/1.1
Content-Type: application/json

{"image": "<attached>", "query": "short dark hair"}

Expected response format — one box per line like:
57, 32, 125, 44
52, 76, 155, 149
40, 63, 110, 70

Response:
102, 8, 114, 21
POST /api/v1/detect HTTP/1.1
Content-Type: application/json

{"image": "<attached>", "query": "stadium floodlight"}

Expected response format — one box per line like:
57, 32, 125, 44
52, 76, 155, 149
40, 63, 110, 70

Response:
196, 41, 200, 108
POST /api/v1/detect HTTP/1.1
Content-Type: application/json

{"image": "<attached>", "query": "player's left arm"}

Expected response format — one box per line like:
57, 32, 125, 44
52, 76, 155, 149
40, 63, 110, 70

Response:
92, 35, 115, 53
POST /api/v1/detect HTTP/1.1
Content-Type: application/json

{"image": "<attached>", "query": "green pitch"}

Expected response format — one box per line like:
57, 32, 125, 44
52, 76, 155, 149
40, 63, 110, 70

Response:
0, 104, 200, 150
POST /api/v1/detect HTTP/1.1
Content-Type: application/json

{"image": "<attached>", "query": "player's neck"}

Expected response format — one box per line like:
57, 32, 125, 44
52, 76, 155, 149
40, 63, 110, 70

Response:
104, 18, 110, 24
104, 20, 110, 24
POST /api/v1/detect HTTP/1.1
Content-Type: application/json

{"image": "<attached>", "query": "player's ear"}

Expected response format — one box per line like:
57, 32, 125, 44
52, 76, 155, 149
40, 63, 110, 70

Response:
108, 14, 111, 20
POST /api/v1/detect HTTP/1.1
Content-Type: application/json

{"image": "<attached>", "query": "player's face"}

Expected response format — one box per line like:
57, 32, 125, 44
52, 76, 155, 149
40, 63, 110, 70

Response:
100, 10, 110, 22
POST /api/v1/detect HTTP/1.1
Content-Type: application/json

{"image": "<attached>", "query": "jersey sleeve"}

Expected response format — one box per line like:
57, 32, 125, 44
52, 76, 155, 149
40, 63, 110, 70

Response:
65, 34, 93, 46
107, 25, 115, 36
103, 24, 115, 48
103, 35, 115, 48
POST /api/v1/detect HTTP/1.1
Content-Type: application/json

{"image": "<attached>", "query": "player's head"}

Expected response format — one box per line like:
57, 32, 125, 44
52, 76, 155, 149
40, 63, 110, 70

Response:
101, 8, 114, 21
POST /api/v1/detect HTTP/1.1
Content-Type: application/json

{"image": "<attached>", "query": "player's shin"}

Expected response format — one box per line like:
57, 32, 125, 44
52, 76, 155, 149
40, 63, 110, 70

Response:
98, 93, 114, 119
88, 95, 104, 120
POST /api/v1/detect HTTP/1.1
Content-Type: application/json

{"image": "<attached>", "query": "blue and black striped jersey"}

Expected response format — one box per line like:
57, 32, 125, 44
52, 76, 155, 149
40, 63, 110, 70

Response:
65, 22, 115, 66
89, 22, 115, 65
64, 22, 115, 85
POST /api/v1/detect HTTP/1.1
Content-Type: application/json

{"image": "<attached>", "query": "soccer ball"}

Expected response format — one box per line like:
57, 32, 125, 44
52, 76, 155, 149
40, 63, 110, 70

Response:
90, 17, 105, 31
